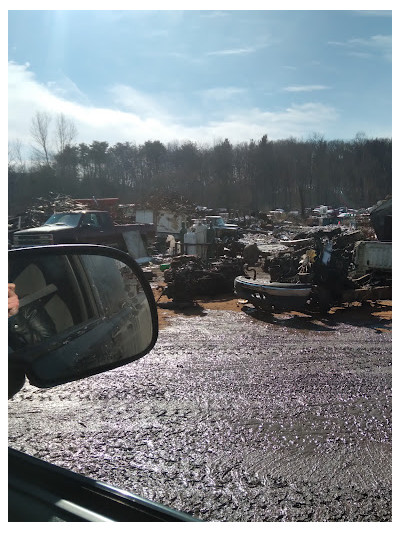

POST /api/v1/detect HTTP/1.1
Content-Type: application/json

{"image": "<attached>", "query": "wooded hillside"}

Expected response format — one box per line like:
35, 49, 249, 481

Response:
9, 133, 391, 215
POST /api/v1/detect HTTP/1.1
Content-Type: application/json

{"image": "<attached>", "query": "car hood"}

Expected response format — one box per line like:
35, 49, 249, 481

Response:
14, 225, 75, 235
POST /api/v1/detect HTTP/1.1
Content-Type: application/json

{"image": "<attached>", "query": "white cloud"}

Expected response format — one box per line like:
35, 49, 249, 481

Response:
8, 62, 82, 145
283, 85, 330, 93
207, 47, 256, 56
8, 61, 340, 154
348, 34, 392, 50
209, 103, 339, 141
198, 87, 246, 101
108, 84, 171, 121
47, 76, 88, 103
328, 34, 392, 61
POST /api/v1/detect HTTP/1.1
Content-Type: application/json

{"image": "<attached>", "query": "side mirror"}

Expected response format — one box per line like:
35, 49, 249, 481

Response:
8, 245, 158, 392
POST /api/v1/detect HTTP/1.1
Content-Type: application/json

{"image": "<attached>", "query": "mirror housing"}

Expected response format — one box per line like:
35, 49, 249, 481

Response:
8, 245, 158, 394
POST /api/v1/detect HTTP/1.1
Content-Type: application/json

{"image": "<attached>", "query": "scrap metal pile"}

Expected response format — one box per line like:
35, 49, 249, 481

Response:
160, 255, 245, 305
264, 226, 358, 284
10, 193, 86, 228
152, 197, 391, 311
158, 222, 391, 310
260, 224, 391, 308
136, 193, 196, 218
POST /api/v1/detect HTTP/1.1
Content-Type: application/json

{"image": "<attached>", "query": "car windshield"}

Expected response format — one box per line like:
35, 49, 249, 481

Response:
44, 213, 81, 227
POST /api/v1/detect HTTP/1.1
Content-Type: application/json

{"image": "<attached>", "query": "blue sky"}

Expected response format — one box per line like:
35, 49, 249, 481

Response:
8, 7, 393, 154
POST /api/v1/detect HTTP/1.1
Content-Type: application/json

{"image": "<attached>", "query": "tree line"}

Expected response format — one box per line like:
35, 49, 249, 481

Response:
8, 111, 392, 215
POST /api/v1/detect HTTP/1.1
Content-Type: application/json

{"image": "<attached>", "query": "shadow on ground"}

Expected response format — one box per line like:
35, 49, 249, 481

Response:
157, 294, 391, 334
242, 301, 392, 333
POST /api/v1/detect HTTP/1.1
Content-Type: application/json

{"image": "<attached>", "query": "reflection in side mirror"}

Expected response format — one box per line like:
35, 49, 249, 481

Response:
8, 245, 158, 389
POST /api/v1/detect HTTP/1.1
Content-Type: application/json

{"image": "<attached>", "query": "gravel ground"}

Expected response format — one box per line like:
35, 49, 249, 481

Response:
8, 303, 392, 522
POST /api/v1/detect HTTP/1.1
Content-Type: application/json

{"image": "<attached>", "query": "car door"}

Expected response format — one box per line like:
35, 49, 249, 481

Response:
77, 213, 104, 244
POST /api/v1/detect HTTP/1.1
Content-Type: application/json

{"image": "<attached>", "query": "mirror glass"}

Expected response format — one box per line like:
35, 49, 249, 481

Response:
8, 252, 157, 387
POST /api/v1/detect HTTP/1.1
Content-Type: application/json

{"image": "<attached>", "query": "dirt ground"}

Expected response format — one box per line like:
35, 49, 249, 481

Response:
153, 281, 392, 332
8, 270, 392, 522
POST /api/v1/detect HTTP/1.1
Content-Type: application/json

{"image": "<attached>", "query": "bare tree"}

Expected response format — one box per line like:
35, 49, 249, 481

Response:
55, 113, 78, 153
30, 111, 52, 165
8, 138, 26, 173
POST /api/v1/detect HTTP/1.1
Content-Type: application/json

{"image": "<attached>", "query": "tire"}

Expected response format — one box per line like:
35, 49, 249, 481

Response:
316, 286, 331, 315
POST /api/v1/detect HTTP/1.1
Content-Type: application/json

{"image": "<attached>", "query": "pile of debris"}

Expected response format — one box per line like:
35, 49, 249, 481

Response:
137, 193, 196, 218
8, 194, 88, 245
159, 255, 245, 306
258, 223, 391, 306
11, 193, 85, 228
263, 226, 360, 284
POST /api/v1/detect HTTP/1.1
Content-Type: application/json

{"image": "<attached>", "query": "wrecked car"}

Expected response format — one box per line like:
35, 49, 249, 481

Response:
234, 277, 315, 313
234, 264, 332, 315
205, 215, 239, 236
12, 210, 155, 264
